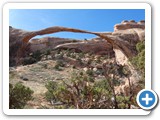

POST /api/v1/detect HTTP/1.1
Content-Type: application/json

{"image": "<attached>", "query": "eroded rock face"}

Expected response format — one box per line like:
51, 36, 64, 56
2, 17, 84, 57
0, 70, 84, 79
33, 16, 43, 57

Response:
54, 40, 115, 56
114, 20, 145, 31
28, 37, 114, 57
9, 26, 31, 66
107, 28, 145, 65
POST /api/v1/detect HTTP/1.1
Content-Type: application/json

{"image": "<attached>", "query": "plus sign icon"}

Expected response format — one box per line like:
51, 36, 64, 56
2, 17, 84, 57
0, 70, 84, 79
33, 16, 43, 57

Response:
137, 89, 158, 110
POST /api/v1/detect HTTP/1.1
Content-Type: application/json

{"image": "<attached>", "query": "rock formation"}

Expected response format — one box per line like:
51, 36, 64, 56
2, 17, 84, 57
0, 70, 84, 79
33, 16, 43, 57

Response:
29, 37, 114, 56
29, 37, 79, 52
114, 20, 145, 31
54, 40, 114, 56
9, 20, 145, 66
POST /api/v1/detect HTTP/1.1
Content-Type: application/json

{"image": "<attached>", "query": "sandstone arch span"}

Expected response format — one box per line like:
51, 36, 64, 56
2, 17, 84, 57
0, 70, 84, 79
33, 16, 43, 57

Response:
20, 26, 136, 58
10, 25, 143, 66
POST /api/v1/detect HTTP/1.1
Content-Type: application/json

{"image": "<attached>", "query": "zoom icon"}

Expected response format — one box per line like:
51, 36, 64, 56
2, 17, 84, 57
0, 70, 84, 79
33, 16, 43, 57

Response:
137, 89, 158, 110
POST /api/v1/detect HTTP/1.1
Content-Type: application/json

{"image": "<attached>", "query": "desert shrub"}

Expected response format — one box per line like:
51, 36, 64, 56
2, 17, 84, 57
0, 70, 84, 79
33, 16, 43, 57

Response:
9, 82, 34, 109
136, 41, 145, 53
86, 59, 92, 65
22, 57, 37, 65
86, 69, 94, 76
22, 50, 42, 65
93, 79, 109, 90
32, 50, 42, 61
72, 40, 78, 43
101, 61, 139, 109
40, 63, 48, 69
116, 96, 129, 109
45, 81, 59, 102
46, 62, 138, 109
112, 78, 121, 86
131, 50, 145, 71
117, 65, 131, 77
76, 57, 84, 65
45, 72, 113, 109
88, 76, 94, 83
54, 60, 65, 71
44, 49, 51, 55
72, 65, 76, 69
66, 52, 70, 57
56, 60, 65, 67
9, 58, 16, 67
70, 53, 76, 58
56, 49, 61, 54
95, 57, 101, 63
54, 64, 60, 70
116, 95, 138, 109
130, 41, 145, 72
78, 52, 85, 58
129, 41, 145, 87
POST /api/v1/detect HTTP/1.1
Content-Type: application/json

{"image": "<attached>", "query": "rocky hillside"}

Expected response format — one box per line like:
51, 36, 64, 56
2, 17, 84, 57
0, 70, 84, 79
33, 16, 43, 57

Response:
9, 20, 145, 109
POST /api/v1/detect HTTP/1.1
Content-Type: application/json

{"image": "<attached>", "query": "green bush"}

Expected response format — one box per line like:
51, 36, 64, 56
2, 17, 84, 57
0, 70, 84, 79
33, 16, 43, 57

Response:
45, 72, 113, 109
93, 79, 109, 90
54, 60, 65, 71
22, 50, 42, 65
136, 41, 145, 53
129, 41, 145, 85
32, 50, 42, 61
54, 64, 61, 71
130, 41, 145, 72
9, 82, 34, 109
45, 70, 139, 109
72, 65, 76, 69
76, 57, 83, 65
88, 76, 95, 83
44, 49, 51, 55
78, 52, 85, 58
70, 53, 76, 58
86, 69, 94, 76
22, 57, 36, 65
45, 81, 59, 102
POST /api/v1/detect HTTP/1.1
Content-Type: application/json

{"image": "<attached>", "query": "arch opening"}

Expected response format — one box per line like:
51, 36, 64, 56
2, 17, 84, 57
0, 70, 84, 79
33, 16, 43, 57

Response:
30, 32, 97, 41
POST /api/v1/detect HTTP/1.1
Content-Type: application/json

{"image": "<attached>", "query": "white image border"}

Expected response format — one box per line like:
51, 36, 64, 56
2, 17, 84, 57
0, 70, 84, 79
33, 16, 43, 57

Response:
3, 2, 151, 115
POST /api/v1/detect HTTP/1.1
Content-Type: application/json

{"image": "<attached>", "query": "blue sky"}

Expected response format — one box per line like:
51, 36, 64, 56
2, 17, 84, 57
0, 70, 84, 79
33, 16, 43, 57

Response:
9, 9, 145, 39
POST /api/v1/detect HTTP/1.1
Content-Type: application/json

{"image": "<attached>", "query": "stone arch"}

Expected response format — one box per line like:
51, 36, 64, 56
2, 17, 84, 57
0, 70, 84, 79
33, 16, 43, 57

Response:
20, 26, 135, 58
10, 26, 138, 66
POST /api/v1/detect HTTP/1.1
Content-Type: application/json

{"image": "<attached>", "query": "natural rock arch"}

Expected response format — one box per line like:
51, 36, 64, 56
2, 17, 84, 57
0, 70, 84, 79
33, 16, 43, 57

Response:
20, 26, 136, 58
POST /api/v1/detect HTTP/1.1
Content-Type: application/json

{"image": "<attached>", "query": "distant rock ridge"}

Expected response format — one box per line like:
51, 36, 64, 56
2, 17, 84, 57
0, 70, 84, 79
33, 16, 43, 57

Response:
29, 37, 80, 52
54, 40, 115, 56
